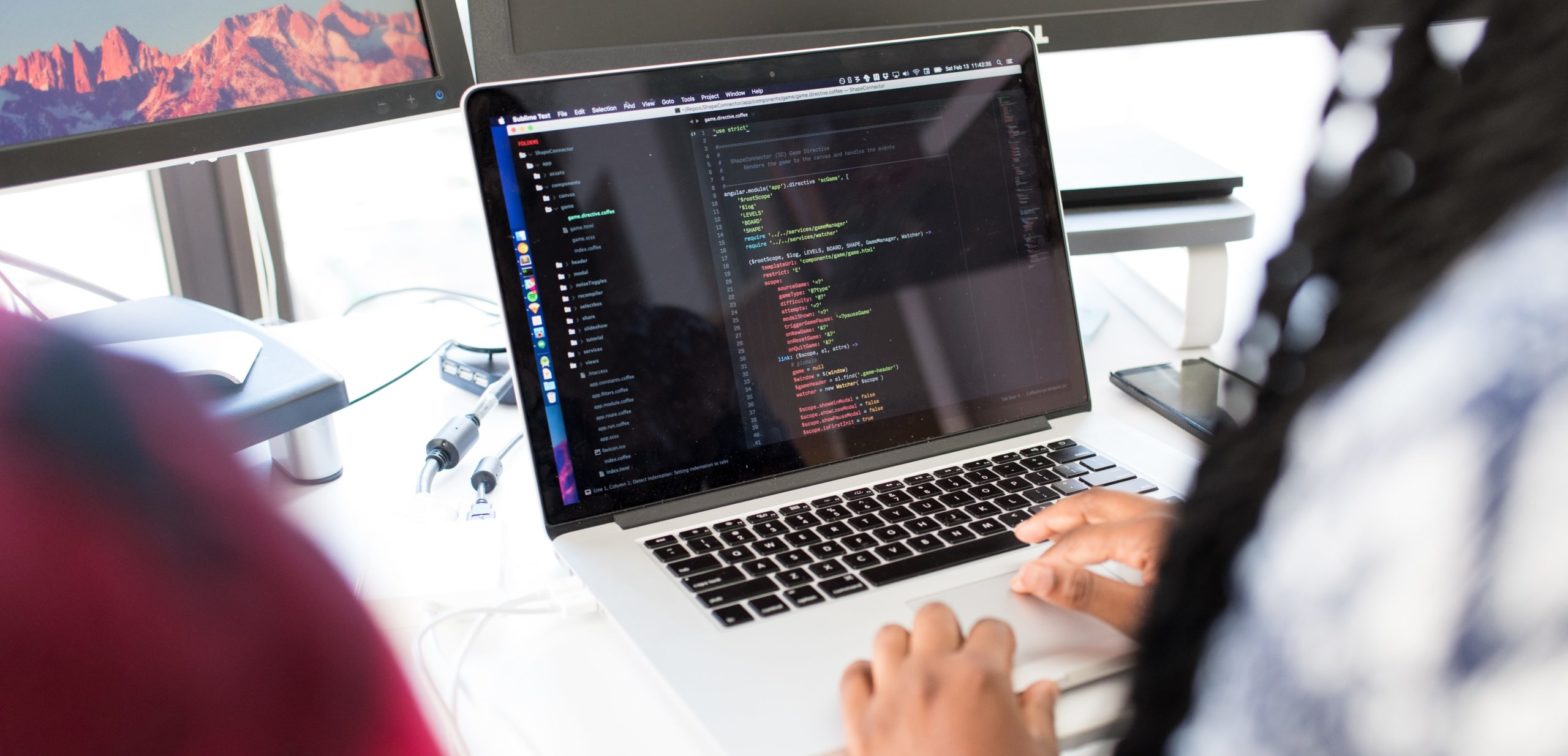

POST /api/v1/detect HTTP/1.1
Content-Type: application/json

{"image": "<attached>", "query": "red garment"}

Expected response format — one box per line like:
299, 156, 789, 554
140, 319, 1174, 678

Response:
0, 313, 440, 755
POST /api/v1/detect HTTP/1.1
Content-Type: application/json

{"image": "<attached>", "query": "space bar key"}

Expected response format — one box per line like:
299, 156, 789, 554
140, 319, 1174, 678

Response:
860, 533, 1029, 587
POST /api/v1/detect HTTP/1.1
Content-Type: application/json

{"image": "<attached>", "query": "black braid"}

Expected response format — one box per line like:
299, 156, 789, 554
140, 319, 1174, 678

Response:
1115, 1, 1568, 752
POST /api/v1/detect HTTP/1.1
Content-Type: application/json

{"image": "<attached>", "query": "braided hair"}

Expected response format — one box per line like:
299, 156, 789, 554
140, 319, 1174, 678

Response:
1116, 1, 1568, 752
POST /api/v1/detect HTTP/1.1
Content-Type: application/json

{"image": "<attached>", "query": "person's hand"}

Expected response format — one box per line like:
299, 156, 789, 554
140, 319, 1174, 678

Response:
1010, 489, 1174, 636
840, 603, 1060, 756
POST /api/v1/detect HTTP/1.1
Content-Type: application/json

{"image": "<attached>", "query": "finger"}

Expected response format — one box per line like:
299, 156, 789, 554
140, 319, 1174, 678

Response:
1013, 488, 1159, 543
871, 623, 910, 684
963, 617, 1017, 671
1010, 560, 1148, 636
1043, 518, 1166, 577
909, 602, 964, 656
1017, 680, 1061, 750
839, 660, 874, 756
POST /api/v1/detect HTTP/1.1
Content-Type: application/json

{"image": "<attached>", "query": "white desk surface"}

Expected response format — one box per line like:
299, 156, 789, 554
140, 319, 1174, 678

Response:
266, 257, 1213, 755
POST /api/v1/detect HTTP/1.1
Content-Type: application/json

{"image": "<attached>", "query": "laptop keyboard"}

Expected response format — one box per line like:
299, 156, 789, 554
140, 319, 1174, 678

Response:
640, 438, 1160, 628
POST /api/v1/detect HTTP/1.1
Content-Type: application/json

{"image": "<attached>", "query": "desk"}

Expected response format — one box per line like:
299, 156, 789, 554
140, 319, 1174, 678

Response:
263, 254, 1211, 755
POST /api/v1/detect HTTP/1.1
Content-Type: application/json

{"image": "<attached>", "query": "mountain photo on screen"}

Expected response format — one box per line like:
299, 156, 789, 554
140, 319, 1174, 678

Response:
0, 0, 433, 148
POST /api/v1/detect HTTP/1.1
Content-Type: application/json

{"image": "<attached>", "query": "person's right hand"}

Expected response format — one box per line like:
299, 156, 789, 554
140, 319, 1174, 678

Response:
1009, 489, 1174, 636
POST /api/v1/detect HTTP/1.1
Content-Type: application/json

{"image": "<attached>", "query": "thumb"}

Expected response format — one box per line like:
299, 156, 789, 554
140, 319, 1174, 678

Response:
1018, 680, 1061, 753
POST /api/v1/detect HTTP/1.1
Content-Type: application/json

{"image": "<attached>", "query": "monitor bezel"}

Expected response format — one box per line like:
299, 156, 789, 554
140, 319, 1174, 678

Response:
0, 0, 474, 191
465, 29, 1093, 537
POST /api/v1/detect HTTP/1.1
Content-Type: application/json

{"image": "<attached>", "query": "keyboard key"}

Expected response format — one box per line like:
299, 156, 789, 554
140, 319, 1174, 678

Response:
1023, 487, 1060, 505
991, 451, 1021, 463
1052, 463, 1089, 478
1021, 455, 1055, 471
808, 541, 847, 560
809, 559, 848, 579
785, 530, 822, 547
906, 516, 940, 534
907, 482, 942, 498
747, 510, 780, 524
969, 483, 1003, 500
1084, 467, 1136, 487
934, 465, 964, 478
653, 544, 690, 562
881, 505, 915, 522
749, 594, 790, 617
1047, 444, 1095, 463
743, 557, 780, 577
994, 462, 1028, 477
717, 546, 755, 563
754, 520, 787, 538
1024, 470, 1061, 485
847, 499, 881, 515
1079, 456, 1117, 472
964, 469, 1000, 484
697, 576, 778, 608
644, 535, 677, 549
843, 533, 877, 551
996, 493, 1031, 511
811, 495, 844, 507
844, 487, 876, 500
970, 518, 1007, 537
668, 554, 722, 578
678, 526, 713, 541
1020, 445, 1050, 456
873, 481, 905, 492
934, 510, 972, 526
908, 534, 944, 553
848, 513, 885, 531
688, 536, 723, 553
777, 568, 812, 587
876, 490, 914, 505
777, 549, 812, 568
912, 499, 944, 515
721, 527, 757, 545
785, 512, 822, 529
938, 526, 977, 545
964, 501, 1001, 518
872, 525, 910, 543
1106, 478, 1158, 494
998, 476, 1032, 493
817, 504, 852, 522
903, 472, 935, 485
817, 522, 853, 540
820, 575, 868, 598
874, 542, 914, 561
754, 537, 788, 555
714, 518, 747, 532
1051, 479, 1090, 496
845, 551, 880, 570
939, 491, 976, 507
683, 566, 744, 592
999, 510, 1031, 528
785, 585, 825, 607
1047, 438, 1078, 450
962, 459, 993, 470
713, 604, 753, 627
935, 476, 969, 492
861, 533, 1031, 587
780, 503, 811, 515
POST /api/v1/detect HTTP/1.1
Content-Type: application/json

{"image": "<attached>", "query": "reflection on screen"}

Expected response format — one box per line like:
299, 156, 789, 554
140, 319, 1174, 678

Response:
0, 1, 432, 148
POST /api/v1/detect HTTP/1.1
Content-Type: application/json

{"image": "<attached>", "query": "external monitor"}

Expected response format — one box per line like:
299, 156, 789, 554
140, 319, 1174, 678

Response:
468, 0, 1407, 82
0, 0, 473, 190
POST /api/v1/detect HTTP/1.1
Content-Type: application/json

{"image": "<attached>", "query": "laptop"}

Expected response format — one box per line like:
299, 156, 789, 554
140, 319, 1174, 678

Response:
463, 29, 1192, 754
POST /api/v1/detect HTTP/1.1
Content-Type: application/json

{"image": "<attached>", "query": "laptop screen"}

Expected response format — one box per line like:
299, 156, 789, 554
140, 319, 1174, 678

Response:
466, 30, 1088, 529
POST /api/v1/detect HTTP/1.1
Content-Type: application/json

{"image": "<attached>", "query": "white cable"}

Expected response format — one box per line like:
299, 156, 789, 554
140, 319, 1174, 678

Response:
417, 457, 441, 494
472, 369, 515, 421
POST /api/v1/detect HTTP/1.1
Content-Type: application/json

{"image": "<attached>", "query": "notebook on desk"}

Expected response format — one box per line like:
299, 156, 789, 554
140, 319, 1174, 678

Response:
463, 29, 1192, 754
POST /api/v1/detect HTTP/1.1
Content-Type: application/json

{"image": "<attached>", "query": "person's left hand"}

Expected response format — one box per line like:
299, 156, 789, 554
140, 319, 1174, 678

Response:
840, 603, 1060, 756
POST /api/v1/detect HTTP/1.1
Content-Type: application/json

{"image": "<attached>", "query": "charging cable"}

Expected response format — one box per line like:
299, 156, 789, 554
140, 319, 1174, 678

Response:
413, 577, 598, 756
465, 432, 526, 520
417, 369, 515, 493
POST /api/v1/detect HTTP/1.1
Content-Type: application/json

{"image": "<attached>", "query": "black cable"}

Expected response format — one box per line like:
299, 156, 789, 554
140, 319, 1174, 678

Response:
0, 248, 128, 303
342, 287, 499, 316
0, 266, 46, 319
347, 339, 453, 407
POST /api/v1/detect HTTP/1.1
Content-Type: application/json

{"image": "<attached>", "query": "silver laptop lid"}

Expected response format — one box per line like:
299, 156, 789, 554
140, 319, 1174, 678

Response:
464, 30, 1088, 535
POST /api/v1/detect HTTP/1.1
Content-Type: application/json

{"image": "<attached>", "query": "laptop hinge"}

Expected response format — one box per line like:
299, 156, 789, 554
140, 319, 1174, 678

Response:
611, 415, 1053, 530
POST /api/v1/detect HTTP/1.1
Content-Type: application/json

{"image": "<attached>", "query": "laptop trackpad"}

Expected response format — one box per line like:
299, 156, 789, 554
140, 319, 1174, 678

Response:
908, 571, 1136, 691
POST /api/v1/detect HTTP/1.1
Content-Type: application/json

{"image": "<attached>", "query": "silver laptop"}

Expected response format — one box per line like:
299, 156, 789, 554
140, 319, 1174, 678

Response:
464, 29, 1189, 754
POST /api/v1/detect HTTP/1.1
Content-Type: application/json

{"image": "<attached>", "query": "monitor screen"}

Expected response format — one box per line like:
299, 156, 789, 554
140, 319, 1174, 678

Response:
466, 31, 1089, 530
0, 1, 434, 149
